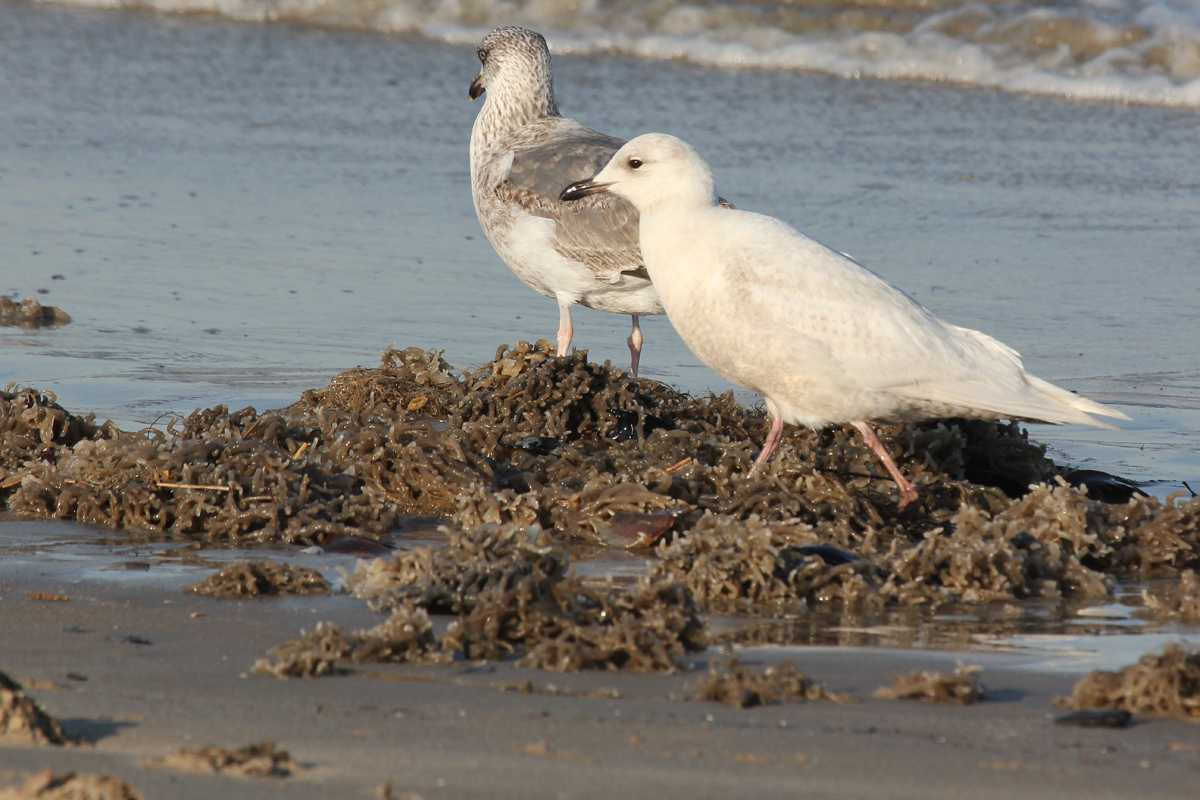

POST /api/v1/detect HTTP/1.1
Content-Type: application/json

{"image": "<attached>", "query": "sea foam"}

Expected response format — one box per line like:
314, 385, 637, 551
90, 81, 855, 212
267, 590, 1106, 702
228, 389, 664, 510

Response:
38, 0, 1200, 107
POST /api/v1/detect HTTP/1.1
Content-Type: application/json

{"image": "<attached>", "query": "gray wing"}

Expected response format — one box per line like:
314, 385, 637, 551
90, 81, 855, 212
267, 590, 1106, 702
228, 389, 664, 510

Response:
500, 123, 643, 278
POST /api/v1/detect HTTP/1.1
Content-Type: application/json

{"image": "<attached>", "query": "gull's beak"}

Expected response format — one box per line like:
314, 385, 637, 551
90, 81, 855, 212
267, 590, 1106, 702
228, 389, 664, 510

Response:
469, 74, 485, 101
560, 179, 612, 202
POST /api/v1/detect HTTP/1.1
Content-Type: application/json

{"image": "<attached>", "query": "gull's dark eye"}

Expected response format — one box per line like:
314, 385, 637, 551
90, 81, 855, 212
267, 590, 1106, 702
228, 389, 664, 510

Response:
628, 158, 643, 170
477, 47, 488, 62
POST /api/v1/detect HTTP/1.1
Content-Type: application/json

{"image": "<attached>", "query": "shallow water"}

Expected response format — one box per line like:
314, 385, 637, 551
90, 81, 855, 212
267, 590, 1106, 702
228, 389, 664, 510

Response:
2, 3, 1200, 664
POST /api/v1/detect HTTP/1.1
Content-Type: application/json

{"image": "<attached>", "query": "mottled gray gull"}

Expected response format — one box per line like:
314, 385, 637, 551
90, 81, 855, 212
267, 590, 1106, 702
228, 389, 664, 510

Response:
469, 26, 659, 375
562, 133, 1129, 509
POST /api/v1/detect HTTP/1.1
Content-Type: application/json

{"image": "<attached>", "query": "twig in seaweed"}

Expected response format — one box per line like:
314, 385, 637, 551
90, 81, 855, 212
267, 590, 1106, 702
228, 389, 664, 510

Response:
1, 471, 28, 489
242, 417, 263, 439
156, 482, 231, 492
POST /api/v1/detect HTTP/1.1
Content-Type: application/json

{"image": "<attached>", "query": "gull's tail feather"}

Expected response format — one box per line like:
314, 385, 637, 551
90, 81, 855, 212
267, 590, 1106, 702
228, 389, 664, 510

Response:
891, 375, 1129, 431
1023, 374, 1131, 425
891, 325, 1132, 430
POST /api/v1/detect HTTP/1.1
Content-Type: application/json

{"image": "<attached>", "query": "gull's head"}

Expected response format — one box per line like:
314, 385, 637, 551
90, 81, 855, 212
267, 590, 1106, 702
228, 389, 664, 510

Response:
470, 26, 556, 116
559, 134, 717, 213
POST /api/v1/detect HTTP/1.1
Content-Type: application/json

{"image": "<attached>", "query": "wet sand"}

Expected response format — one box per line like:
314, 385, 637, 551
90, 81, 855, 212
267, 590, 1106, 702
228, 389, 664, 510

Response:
3, 524, 1200, 800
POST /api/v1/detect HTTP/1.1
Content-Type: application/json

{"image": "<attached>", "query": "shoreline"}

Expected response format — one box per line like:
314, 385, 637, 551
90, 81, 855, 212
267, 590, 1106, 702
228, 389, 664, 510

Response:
3, 538, 1200, 799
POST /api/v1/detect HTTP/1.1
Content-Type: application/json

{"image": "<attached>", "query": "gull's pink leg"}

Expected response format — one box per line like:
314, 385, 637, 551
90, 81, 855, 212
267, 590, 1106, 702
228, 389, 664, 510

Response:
556, 301, 573, 357
627, 315, 643, 377
748, 416, 785, 476
852, 420, 919, 510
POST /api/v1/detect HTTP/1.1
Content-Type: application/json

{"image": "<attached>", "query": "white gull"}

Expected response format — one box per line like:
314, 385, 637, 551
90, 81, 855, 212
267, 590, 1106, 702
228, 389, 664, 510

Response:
469, 26, 660, 375
561, 133, 1130, 509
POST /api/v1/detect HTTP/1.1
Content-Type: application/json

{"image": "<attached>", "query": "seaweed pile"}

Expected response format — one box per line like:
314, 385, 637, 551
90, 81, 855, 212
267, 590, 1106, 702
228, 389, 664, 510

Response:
4, 342, 1200, 664
0, 348, 480, 543
1059, 642, 1200, 718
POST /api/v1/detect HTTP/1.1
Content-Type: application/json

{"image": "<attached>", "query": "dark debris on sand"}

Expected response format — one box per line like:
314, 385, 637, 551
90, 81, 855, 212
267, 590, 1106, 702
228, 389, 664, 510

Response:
4, 342, 1200, 674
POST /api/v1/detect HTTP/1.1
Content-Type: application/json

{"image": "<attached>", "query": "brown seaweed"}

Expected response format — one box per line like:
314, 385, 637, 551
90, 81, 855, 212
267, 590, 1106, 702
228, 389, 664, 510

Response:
690, 657, 852, 707
252, 604, 450, 679
271, 523, 706, 675
0, 672, 74, 745
5, 343, 1200, 642
450, 573, 705, 673
1058, 642, 1200, 718
1142, 569, 1200, 621
874, 664, 986, 704
0, 298, 70, 328
0, 770, 140, 800
149, 742, 294, 777
185, 560, 331, 598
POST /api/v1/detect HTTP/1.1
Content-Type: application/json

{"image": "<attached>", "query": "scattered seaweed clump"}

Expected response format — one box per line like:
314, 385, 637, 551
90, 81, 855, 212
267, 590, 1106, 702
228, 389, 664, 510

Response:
874, 664, 986, 704
653, 514, 884, 613
0, 297, 70, 328
185, 560, 331, 598
881, 481, 1117, 607
0, 671, 73, 745
300, 345, 464, 417
300, 522, 705, 674
0, 770, 139, 800
253, 605, 448, 679
691, 658, 852, 708
149, 742, 294, 777
349, 523, 565, 615
450, 574, 705, 673
1143, 570, 1200, 621
1058, 642, 1200, 718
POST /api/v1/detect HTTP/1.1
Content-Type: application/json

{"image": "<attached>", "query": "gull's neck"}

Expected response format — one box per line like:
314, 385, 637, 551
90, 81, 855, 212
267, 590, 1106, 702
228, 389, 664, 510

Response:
471, 77, 559, 156
636, 188, 719, 221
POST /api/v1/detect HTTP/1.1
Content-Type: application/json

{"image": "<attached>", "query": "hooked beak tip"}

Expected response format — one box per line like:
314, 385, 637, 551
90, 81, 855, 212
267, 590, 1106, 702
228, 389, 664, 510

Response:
560, 179, 611, 202
469, 76, 484, 101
